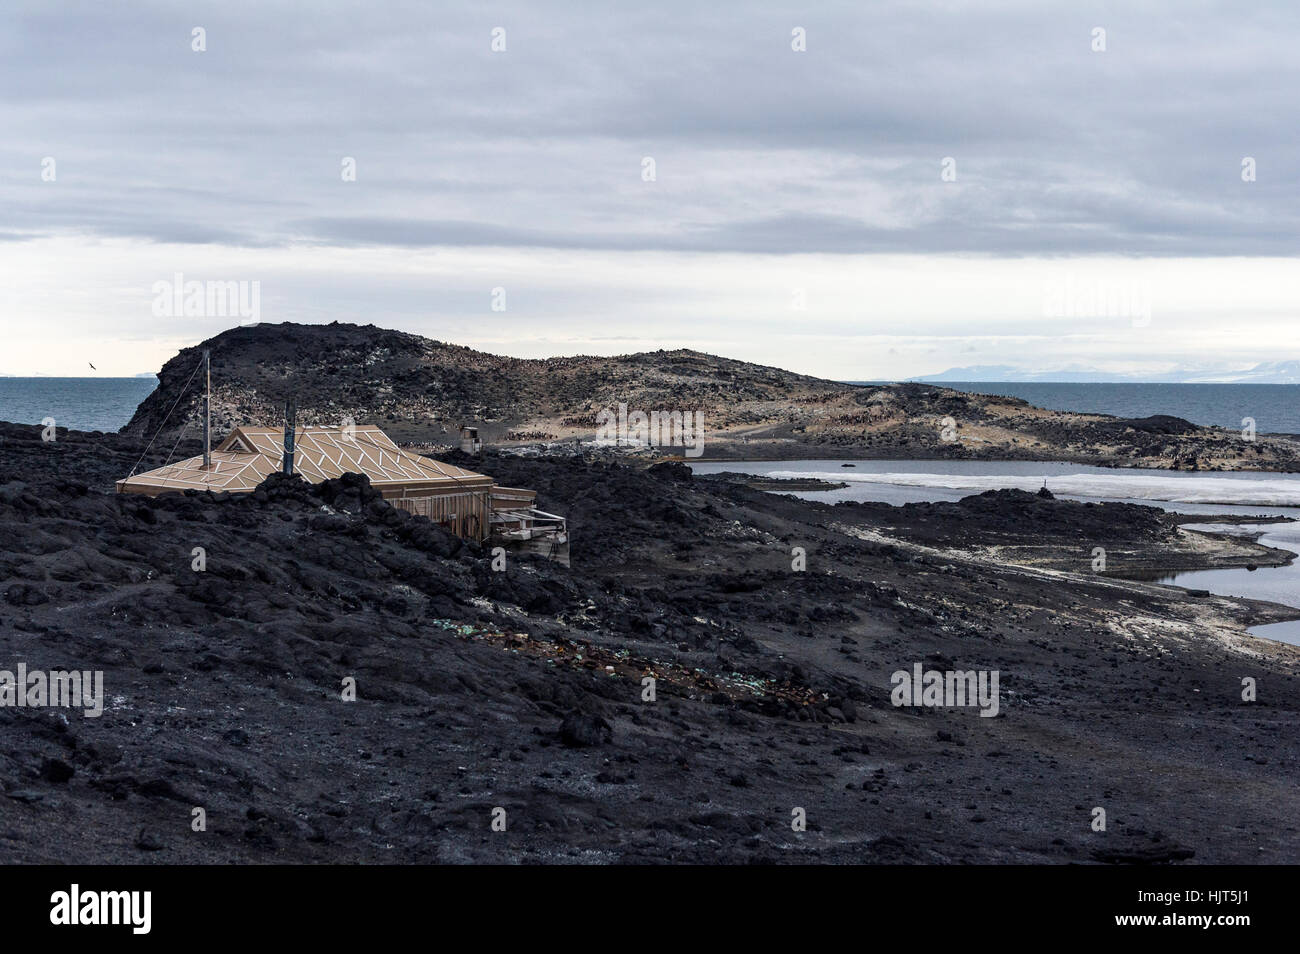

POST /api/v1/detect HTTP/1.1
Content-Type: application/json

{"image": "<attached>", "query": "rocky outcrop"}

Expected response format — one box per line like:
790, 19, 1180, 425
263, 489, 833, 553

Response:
121, 321, 849, 444
122, 321, 1300, 471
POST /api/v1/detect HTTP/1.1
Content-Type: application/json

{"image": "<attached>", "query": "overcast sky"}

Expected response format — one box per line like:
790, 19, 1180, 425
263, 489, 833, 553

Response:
3, 0, 1297, 378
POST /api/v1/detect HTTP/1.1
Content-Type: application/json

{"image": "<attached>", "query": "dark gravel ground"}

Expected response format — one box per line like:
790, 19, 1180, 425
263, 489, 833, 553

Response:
2, 422, 1299, 864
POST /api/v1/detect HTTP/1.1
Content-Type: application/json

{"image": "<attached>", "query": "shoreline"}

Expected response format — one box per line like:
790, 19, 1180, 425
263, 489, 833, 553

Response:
683, 444, 1300, 472
704, 470, 1300, 631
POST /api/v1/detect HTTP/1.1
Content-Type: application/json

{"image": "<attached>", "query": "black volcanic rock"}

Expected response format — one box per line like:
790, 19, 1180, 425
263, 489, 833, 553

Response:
2, 414, 1299, 865
559, 711, 613, 747
836, 488, 1169, 548
40, 758, 74, 784
647, 461, 692, 482
1101, 414, 1199, 436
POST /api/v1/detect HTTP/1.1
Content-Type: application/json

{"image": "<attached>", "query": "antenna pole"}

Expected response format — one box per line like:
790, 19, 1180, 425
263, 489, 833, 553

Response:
202, 349, 211, 469
283, 398, 297, 474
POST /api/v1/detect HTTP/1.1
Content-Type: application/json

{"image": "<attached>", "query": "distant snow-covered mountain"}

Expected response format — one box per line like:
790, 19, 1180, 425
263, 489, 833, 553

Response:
911, 362, 1300, 384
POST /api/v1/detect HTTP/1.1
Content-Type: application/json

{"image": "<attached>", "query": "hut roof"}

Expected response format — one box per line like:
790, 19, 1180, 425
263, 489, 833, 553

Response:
117, 425, 492, 496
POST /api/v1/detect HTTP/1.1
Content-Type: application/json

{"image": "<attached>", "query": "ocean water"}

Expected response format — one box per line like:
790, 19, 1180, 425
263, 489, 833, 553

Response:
1137, 521, 1300, 646
0, 377, 157, 433
689, 459, 1300, 516
771, 469, 1300, 508
909, 382, 1300, 435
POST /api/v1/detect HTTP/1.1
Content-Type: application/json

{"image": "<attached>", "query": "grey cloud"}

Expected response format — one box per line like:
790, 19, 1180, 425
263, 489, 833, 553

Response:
2, 0, 1298, 255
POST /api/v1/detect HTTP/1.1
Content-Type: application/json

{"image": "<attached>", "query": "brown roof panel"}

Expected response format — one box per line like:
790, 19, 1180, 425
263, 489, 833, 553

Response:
118, 425, 492, 496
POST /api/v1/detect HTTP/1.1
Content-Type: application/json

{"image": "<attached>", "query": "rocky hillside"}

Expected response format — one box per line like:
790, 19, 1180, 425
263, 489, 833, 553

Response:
122, 322, 1300, 471
4, 421, 1300, 863
121, 322, 849, 445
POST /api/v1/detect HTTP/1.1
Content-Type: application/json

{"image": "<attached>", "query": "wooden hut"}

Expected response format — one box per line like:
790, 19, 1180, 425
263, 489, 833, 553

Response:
117, 425, 497, 542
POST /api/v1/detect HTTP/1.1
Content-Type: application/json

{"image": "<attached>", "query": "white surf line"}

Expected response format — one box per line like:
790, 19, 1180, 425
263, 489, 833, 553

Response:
834, 519, 1300, 627
831, 522, 1299, 655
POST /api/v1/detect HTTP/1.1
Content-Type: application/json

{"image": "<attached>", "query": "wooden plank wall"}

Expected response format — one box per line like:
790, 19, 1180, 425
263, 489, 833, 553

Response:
391, 490, 490, 541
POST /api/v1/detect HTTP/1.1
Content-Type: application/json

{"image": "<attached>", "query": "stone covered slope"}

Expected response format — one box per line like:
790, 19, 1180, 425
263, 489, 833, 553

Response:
121, 321, 850, 444
751, 384, 1300, 470
4, 425, 1300, 862
122, 321, 1300, 470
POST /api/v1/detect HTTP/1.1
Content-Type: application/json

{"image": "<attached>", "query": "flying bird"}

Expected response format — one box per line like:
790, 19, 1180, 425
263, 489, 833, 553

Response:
88, 362, 96, 371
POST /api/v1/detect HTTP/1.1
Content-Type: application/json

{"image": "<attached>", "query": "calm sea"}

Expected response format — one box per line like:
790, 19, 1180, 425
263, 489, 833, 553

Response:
0, 378, 157, 433
896, 382, 1300, 435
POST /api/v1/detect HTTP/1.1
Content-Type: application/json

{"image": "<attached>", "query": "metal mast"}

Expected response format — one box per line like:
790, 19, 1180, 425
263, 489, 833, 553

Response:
202, 349, 211, 469
283, 398, 296, 474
